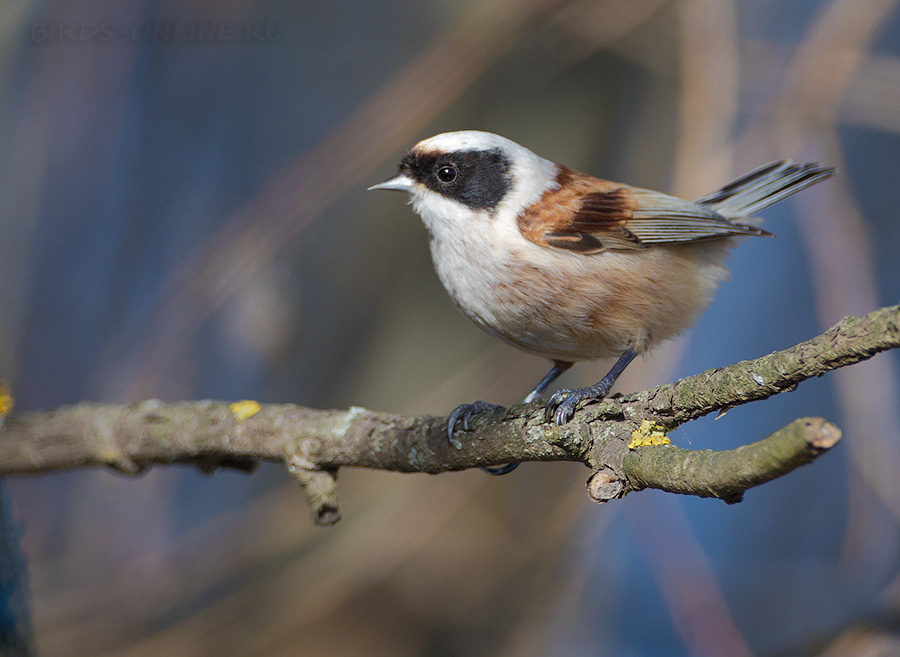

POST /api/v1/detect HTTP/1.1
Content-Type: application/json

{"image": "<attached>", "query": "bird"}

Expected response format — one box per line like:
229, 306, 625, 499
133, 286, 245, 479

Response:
370, 130, 835, 474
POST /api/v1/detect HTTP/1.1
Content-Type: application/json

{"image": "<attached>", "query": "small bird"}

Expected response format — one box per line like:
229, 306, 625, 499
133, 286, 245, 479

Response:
370, 130, 834, 474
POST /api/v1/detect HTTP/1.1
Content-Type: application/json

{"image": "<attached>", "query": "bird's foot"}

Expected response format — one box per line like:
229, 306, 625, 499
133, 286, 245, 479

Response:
545, 380, 613, 426
447, 401, 519, 475
447, 400, 504, 440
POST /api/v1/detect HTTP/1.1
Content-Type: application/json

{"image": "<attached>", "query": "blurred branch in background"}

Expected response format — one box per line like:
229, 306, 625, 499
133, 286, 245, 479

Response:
632, 2, 745, 653
627, 494, 754, 657
756, 0, 900, 570
671, 0, 738, 197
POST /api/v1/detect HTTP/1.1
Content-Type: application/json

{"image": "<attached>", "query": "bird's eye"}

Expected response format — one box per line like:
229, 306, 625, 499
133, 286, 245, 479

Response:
436, 165, 457, 183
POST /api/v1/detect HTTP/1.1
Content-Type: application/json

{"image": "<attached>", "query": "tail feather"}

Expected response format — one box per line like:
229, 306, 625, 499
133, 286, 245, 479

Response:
695, 160, 836, 219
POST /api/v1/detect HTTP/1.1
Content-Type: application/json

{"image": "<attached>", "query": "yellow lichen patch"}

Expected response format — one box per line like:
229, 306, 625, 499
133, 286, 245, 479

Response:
629, 420, 670, 449
229, 400, 262, 422
0, 381, 13, 417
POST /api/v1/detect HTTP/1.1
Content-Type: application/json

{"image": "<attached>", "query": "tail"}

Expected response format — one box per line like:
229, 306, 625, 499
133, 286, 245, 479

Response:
694, 160, 836, 220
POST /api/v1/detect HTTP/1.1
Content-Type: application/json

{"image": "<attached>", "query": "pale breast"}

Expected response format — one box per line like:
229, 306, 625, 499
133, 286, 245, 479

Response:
429, 229, 734, 363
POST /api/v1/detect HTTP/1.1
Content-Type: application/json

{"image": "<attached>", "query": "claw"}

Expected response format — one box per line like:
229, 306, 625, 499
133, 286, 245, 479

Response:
544, 381, 613, 426
447, 400, 503, 440
544, 388, 572, 423
543, 349, 637, 425
447, 402, 519, 475
481, 462, 519, 475
553, 398, 578, 425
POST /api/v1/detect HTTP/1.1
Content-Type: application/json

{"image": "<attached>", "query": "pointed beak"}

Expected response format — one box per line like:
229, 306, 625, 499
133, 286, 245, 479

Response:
368, 173, 416, 192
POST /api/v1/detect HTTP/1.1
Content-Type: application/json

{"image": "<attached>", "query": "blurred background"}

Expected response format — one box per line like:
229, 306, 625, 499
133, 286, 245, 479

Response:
2, 0, 900, 654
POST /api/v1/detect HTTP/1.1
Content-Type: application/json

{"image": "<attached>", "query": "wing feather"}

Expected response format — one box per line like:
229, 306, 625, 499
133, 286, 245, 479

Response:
516, 167, 769, 254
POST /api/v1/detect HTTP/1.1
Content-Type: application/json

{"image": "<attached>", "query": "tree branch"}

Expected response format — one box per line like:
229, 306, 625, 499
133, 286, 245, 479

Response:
1, 305, 897, 524
618, 417, 842, 504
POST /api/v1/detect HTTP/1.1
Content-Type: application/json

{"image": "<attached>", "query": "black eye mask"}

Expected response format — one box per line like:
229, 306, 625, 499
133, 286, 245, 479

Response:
400, 148, 512, 210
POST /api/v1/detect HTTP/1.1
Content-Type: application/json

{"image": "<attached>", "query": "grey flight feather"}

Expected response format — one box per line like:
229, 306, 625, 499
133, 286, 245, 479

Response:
694, 160, 837, 219
623, 160, 836, 245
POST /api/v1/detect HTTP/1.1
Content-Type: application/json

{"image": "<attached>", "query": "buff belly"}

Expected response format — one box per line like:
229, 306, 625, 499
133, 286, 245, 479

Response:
432, 237, 734, 364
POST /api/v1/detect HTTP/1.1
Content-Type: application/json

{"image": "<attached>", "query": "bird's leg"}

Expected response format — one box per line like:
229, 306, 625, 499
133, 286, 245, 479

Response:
522, 361, 573, 403
448, 361, 573, 475
545, 348, 637, 425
